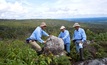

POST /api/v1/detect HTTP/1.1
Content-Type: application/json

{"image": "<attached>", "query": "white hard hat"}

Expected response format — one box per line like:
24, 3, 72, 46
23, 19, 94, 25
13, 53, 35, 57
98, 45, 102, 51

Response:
73, 23, 80, 27
60, 26, 65, 29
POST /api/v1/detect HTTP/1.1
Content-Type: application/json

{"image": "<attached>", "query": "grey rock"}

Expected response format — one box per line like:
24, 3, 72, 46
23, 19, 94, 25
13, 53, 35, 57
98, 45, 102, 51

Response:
43, 35, 65, 55
73, 58, 107, 65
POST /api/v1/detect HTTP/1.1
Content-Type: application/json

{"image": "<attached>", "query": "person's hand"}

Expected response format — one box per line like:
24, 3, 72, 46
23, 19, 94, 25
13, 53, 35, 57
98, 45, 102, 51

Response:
79, 41, 83, 44
59, 38, 63, 40
43, 41, 47, 44
48, 35, 52, 37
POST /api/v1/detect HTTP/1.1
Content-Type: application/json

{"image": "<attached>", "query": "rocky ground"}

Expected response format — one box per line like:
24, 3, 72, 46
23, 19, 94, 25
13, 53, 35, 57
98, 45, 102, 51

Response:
73, 58, 107, 65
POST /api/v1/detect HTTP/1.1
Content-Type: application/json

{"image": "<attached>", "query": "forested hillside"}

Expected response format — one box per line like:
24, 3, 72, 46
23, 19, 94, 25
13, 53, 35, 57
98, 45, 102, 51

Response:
0, 19, 107, 65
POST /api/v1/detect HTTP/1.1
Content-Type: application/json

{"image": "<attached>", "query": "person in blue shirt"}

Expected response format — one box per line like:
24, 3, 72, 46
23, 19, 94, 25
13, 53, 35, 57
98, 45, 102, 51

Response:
26, 22, 49, 54
72, 23, 86, 61
58, 26, 71, 56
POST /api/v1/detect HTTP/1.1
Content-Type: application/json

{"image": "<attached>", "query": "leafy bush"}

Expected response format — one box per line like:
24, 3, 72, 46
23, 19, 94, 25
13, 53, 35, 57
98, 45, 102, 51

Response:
0, 40, 71, 65
0, 40, 38, 65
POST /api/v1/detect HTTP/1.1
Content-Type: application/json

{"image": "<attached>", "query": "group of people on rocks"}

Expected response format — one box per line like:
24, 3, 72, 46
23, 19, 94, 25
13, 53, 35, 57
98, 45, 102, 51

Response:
26, 22, 86, 61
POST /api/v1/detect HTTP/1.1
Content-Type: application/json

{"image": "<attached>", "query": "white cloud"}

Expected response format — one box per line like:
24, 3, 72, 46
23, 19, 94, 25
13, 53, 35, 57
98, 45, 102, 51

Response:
0, 0, 7, 10
0, 0, 28, 19
30, 0, 107, 18
0, 0, 107, 19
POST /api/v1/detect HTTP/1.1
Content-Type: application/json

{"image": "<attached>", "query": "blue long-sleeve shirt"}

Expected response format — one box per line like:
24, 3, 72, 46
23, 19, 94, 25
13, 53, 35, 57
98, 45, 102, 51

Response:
29, 26, 49, 43
58, 30, 71, 44
72, 28, 86, 42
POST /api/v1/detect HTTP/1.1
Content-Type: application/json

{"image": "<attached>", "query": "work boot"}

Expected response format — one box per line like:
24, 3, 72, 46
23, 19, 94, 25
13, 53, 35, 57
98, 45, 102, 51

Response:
37, 51, 42, 55
79, 48, 85, 61
67, 53, 70, 56
37, 48, 44, 55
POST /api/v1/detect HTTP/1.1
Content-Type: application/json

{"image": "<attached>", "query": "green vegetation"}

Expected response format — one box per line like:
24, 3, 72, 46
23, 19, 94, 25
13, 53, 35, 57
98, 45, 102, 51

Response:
0, 19, 107, 65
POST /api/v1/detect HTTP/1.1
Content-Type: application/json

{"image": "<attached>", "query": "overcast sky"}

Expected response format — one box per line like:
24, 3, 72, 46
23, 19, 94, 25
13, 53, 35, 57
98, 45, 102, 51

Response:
0, 0, 107, 19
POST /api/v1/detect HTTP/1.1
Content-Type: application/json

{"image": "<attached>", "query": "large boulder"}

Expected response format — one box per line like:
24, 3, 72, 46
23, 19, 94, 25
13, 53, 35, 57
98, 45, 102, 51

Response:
43, 35, 65, 55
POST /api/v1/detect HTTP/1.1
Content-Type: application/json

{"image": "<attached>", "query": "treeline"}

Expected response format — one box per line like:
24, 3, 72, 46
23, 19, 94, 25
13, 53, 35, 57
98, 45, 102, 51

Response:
0, 19, 107, 41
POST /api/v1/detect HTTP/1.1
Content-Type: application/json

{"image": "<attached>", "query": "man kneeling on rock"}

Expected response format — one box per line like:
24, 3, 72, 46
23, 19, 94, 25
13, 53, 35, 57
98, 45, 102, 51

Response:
26, 22, 49, 55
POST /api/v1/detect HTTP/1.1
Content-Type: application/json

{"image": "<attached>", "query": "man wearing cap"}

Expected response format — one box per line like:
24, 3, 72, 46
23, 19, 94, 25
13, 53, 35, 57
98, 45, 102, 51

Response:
58, 26, 71, 56
26, 22, 49, 54
72, 23, 86, 61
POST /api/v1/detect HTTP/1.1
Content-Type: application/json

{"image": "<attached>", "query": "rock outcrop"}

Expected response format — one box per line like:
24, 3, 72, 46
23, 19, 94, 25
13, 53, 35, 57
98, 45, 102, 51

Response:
43, 35, 65, 55
73, 58, 107, 65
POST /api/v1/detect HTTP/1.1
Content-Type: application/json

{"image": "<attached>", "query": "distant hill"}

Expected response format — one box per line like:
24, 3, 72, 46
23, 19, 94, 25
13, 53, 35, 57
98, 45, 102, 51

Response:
61, 17, 107, 22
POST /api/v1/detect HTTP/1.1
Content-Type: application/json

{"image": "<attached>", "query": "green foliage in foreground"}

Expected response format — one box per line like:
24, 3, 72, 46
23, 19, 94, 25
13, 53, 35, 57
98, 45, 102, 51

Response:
0, 40, 71, 65
0, 40, 37, 65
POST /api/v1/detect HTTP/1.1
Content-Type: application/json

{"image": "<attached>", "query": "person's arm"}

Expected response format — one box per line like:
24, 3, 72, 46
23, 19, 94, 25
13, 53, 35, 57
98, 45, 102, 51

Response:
81, 29, 86, 42
37, 37, 44, 43
62, 31, 69, 40
42, 30, 49, 37
36, 30, 44, 43
58, 32, 61, 38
